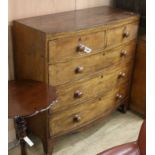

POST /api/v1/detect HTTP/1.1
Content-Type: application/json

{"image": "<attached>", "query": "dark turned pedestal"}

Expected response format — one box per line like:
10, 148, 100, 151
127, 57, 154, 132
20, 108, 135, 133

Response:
8, 80, 57, 155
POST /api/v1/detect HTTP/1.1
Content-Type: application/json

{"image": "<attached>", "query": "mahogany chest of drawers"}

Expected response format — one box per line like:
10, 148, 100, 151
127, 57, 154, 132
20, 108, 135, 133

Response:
13, 6, 139, 154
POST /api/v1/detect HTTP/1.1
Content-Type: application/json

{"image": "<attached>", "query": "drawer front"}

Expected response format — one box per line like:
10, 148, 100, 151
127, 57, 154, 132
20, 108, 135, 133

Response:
107, 22, 138, 48
49, 41, 136, 85
49, 84, 129, 136
51, 62, 133, 112
49, 31, 106, 63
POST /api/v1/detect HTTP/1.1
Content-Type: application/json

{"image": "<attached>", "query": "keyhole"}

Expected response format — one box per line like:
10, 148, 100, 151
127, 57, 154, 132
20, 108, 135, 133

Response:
99, 98, 102, 101
78, 38, 82, 41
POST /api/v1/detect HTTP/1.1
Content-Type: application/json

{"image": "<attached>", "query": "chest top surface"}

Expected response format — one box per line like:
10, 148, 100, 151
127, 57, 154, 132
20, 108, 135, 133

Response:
14, 6, 139, 34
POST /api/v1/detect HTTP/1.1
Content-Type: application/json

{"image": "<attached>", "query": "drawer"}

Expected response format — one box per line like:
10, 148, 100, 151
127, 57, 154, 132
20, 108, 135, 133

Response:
49, 31, 106, 63
49, 83, 129, 136
49, 41, 136, 85
107, 22, 138, 48
51, 62, 133, 112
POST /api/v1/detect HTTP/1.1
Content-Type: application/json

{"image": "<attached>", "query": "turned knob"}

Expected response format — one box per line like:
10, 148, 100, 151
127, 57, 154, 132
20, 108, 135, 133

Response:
74, 90, 83, 98
123, 31, 130, 38
118, 72, 126, 78
75, 66, 84, 73
116, 93, 123, 100
120, 50, 127, 57
73, 115, 81, 122
77, 44, 85, 52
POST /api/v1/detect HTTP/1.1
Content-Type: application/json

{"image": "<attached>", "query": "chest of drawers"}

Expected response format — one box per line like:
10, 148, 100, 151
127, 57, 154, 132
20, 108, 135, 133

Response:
13, 6, 139, 154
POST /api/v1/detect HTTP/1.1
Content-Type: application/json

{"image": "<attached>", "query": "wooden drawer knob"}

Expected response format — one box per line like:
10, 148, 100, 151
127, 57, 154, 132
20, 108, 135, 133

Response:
116, 93, 123, 100
73, 114, 81, 122
123, 31, 130, 38
74, 90, 83, 98
120, 50, 127, 57
75, 66, 84, 73
77, 44, 92, 53
77, 44, 85, 52
118, 72, 126, 78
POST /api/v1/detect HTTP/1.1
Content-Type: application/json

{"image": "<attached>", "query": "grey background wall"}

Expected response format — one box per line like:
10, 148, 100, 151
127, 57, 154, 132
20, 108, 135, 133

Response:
8, 0, 112, 144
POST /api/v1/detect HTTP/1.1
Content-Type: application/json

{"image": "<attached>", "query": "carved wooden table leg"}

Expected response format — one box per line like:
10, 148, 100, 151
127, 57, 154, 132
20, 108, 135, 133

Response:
14, 116, 27, 155
20, 139, 27, 155
9, 81, 57, 155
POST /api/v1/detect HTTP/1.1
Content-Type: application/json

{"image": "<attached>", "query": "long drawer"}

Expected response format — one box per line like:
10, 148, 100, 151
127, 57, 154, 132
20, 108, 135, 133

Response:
49, 41, 136, 86
49, 30, 106, 63
51, 61, 133, 112
49, 83, 129, 136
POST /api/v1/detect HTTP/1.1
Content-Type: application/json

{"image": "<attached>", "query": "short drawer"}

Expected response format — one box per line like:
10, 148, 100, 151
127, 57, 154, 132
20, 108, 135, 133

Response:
49, 84, 129, 136
49, 30, 106, 63
107, 22, 139, 48
49, 41, 136, 85
50, 62, 133, 112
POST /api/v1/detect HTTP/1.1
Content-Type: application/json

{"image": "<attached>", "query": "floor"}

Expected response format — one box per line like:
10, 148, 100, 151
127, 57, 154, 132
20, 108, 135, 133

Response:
8, 111, 143, 155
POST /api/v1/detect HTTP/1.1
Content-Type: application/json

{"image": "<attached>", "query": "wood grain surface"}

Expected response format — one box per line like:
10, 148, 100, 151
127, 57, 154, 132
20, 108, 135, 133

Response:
130, 35, 146, 116
48, 30, 106, 63
8, 80, 56, 118
49, 83, 129, 136
107, 22, 139, 47
49, 41, 136, 85
14, 6, 139, 34
13, 22, 47, 82
50, 62, 133, 112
